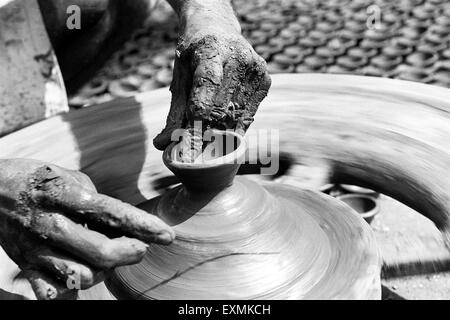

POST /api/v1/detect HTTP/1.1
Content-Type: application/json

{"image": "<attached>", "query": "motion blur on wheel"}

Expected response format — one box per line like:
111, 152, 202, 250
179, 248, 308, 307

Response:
0, 0, 450, 306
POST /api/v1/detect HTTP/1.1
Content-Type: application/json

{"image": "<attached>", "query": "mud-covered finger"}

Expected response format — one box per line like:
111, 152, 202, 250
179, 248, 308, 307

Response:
187, 43, 224, 122
24, 269, 77, 300
154, 57, 191, 150
235, 61, 271, 133
30, 171, 175, 244
25, 247, 105, 290
29, 213, 150, 269
175, 46, 224, 162
211, 46, 254, 128
68, 170, 97, 192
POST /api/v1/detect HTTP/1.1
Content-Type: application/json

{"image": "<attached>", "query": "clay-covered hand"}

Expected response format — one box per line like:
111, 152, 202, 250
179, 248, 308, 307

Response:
153, 20, 271, 150
0, 159, 174, 300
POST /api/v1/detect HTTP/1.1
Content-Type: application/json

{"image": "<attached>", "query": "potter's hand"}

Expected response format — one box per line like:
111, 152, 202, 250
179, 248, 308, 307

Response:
153, 0, 271, 150
0, 159, 174, 300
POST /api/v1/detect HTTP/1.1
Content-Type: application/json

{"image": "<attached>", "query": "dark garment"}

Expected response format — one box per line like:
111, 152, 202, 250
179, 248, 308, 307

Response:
38, 0, 154, 94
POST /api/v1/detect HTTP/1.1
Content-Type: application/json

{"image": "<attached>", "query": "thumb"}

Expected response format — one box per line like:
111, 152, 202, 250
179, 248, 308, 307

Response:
153, 58, 189, 151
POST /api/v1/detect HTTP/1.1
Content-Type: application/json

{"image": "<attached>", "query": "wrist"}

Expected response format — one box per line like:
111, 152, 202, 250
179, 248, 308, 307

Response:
176, 0, 241, 39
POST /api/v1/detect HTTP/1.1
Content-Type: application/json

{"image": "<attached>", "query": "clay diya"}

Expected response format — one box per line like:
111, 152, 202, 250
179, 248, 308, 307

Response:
337, 194, 380, 225
107, 130, 381, 299
340, 184, 379, 198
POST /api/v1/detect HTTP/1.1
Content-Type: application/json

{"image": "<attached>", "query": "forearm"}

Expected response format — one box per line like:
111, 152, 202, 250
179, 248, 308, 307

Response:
166, 0, 241, 38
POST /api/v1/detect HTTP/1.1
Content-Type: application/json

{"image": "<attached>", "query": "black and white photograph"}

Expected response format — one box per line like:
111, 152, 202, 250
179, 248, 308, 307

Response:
0, 0, 450, 307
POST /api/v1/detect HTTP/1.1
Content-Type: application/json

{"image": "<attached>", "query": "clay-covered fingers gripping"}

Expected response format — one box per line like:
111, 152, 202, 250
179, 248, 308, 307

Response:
234, 58, 271, 133
24, 269, 78, 300
153, 56, 191, 151
185, 37, 271, 135
30, 165, 175, 245
152, 36, 225, 153
187, 37, 224, 124
175, 42, 225, 162
213, 46, 271, 134
24, 246, 106, 290
0, 219, 78, 300
67, 169, 97, 192
28, 213, 150, 269
209, 42, 253, 129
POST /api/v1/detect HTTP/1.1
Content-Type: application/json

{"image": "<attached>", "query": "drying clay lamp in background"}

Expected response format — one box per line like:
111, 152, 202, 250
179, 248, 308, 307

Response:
107, 130, 381, 299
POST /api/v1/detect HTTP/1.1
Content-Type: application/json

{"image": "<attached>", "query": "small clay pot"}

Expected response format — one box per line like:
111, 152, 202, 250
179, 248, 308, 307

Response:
348, 47, 378, 59
316, 46, 345, 59
327, 65, 355, 75
382, 39, 413, 57
406, 51, 438, 68
296, 15, 314, 28
319, 183, 343, 197
344, 20, 366, 34
360, 38, 385, 50
299, 31, 328, 48
396, 65, 433, 83
371, 55, 403, 71
337, 194, 380, 224
296, 64, 324, 73
272, 53, 302, 67
79, 76, 108, 98
318, 183, 336, 194
340, 184, 380, 198
303, 55, 332, 69
433, 69, 450, 86
267, 62, 295, 74
163, 130, 246, 192
328, 33, 357, 51
336, 55, 368, 70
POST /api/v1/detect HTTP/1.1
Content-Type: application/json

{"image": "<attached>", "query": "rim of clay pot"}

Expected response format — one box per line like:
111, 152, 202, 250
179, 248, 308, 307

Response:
336, 194, 379, 219
340, 184, 378, 195
318, 183, 335, 193
163, 129, 247, 169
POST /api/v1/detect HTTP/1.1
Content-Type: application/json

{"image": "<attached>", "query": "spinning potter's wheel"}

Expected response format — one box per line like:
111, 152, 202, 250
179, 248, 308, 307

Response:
1, 74, 450, 300
107, 131, 380, 299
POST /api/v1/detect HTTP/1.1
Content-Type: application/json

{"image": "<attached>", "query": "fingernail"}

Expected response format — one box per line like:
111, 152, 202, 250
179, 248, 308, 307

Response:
157, 230, 175, 244
46, 287, 58, 300
133, 240, 149, 254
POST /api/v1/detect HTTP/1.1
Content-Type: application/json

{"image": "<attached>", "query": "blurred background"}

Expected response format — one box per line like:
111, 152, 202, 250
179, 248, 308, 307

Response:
69, 0, 450, 107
